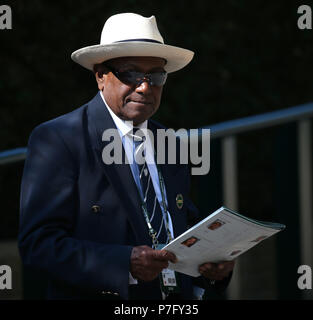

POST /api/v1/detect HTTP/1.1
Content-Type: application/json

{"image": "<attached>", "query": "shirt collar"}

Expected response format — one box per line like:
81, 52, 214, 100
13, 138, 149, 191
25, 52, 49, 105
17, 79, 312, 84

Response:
99, 91, 147, 137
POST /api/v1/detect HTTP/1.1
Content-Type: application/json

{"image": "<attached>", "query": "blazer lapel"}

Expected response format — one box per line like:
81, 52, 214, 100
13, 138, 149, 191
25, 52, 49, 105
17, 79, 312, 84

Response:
87, 92, 151, 245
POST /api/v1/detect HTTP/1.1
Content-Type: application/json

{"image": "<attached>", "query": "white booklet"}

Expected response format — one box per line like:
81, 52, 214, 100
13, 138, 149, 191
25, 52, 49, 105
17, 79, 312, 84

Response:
163, 206, 286, 277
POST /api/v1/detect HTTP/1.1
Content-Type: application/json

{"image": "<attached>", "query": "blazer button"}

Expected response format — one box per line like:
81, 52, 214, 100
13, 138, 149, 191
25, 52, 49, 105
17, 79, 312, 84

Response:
91, 205, 101, 213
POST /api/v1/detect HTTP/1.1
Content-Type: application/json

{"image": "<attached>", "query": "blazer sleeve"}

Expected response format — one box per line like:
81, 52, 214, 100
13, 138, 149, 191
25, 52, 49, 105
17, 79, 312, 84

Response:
18, 123, 133, 298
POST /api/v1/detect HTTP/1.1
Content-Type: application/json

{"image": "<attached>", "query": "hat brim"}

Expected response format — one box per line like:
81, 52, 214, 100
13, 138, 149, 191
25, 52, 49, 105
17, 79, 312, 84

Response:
71, 42, 194, 73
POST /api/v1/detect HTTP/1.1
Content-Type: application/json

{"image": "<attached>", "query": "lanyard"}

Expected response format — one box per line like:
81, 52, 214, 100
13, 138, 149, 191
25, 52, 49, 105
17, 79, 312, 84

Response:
129, 131, 173, 249
138, 161, 173, 249
156, 163, 173, 243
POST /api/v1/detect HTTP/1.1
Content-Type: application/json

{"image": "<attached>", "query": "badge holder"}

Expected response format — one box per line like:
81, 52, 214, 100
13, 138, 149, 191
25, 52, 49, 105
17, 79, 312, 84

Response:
156, 244, 181, 296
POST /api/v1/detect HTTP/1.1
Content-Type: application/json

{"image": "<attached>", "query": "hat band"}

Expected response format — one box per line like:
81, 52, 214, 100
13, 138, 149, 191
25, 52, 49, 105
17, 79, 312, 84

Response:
114, 38, 163, 44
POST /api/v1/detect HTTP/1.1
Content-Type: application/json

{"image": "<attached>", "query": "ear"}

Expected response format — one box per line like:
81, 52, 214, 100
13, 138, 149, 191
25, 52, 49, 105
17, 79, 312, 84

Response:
95, 71, 106, 91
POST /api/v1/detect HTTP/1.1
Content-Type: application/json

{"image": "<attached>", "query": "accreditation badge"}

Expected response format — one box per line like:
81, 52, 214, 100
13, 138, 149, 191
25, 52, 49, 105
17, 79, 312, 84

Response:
161, 268, 177, 286
156, 244, 180, 296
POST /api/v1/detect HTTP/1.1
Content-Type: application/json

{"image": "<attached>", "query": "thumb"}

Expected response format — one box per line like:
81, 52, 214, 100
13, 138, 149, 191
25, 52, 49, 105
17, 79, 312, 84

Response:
155, 250, 177, 263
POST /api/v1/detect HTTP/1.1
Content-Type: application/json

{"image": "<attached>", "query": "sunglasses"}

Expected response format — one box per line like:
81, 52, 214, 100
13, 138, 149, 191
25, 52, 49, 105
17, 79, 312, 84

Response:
105, 65, 168, 87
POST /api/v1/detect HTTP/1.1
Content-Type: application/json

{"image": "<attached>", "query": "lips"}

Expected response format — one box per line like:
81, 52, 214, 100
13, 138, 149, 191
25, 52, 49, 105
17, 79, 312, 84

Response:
126, 98, 152, 105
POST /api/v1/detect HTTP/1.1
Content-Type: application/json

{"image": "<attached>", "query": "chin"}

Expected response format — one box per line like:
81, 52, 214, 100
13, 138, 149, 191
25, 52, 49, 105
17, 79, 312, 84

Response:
131, 111, 155, 125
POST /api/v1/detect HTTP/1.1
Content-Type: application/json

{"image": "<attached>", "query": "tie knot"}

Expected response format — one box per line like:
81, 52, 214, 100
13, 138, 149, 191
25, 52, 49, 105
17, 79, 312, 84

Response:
131, 128, 146, 145
130, 128, 146, 164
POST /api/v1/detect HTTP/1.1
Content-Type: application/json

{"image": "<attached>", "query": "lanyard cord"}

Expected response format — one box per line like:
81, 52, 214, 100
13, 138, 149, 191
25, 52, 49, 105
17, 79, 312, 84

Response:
137, 160, 173, 248
156, 163, 173, 243
130, 132, 173, 248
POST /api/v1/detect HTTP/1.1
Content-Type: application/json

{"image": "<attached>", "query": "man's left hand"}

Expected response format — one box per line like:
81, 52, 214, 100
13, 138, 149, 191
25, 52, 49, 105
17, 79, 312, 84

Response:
199, 261, 235, 281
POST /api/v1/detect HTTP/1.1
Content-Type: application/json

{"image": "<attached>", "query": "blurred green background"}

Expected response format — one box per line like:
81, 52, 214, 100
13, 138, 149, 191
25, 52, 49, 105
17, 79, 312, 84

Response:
0, 0, 312, 299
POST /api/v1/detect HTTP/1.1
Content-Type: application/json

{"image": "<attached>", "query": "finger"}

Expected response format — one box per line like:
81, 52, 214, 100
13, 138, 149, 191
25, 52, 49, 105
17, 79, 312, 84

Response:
199, 263, 211, 273
199, 263, 220, 277
212, 263, 234, 278
153, 250, 177, 263
218, 261, 235, 272
222, 260, 235, 267
162, 250, 177, 263
199, 267, 217, 278
200, 264, 225, 275
199, 262, 213, 270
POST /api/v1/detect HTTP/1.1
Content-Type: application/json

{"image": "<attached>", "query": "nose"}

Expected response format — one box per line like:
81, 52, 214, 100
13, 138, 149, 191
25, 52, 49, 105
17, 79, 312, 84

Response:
135, 79, 152, 94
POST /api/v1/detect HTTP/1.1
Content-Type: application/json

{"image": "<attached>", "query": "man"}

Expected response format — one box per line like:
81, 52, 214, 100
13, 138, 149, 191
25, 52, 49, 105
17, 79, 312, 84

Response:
18, 13, 234, 300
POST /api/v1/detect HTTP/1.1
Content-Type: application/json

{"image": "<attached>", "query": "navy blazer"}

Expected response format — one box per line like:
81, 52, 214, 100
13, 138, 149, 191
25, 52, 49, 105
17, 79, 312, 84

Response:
19, 92, 230, 300
18, 92, 203, 299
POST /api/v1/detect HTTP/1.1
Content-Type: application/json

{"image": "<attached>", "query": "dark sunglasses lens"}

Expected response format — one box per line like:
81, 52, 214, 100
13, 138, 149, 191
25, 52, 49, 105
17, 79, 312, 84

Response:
117, 71, 167, 86
117, 71, 140, 84
149, 72, 167, 86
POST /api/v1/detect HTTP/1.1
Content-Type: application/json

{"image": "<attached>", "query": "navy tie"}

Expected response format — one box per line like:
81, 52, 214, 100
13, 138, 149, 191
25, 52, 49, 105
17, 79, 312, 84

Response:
132, 128, 168, 245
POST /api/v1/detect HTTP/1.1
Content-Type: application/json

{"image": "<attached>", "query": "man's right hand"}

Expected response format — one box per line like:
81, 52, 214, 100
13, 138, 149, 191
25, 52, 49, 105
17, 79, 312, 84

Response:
130, 245, 177, 282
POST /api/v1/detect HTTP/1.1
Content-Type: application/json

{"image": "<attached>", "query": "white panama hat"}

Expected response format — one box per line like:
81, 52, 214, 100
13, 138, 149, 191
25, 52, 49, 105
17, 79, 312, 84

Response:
71, 13, 194, 73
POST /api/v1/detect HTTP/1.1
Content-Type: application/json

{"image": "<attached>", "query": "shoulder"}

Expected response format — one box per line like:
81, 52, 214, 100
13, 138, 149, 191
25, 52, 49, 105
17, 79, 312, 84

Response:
25, 99, 96, 176
27, 93, 100, 146
31, 104, 86, 137
26, 97, 97, 165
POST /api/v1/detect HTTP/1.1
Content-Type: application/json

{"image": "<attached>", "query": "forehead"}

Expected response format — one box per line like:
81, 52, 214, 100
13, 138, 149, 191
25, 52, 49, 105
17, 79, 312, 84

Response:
106, 56, 166, 71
